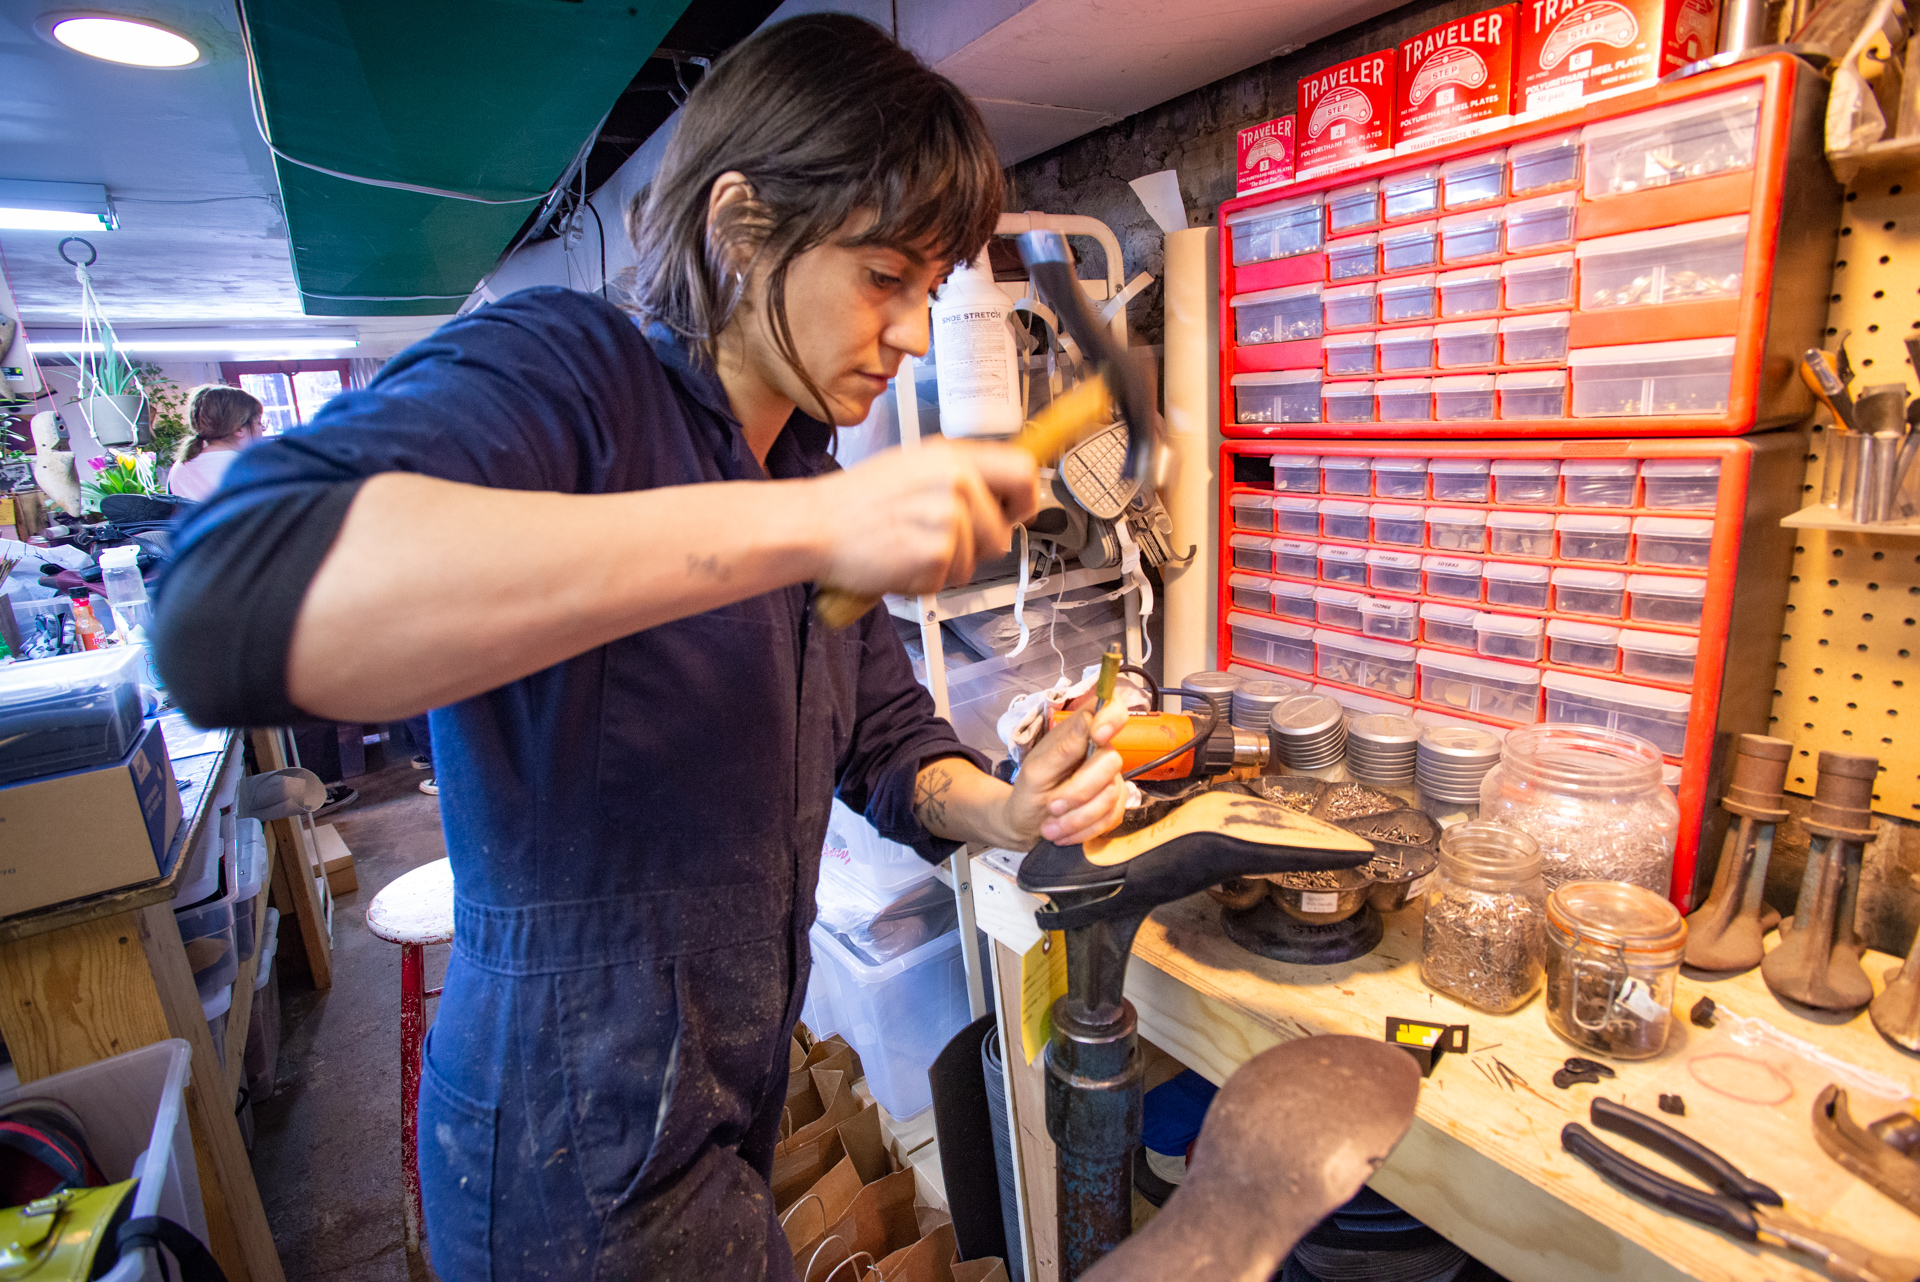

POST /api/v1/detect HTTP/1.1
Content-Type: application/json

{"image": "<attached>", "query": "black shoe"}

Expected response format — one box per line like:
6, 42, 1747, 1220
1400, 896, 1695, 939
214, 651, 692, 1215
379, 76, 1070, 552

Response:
314, 785, 357, 819
419, 777, 439, 797
409, 754, 431, 770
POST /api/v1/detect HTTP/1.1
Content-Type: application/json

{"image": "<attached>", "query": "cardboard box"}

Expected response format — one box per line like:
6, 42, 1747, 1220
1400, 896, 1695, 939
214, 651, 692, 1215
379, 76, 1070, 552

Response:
1237, 114, 1298, 195
1298, 51, 1397, 176
1398, 5, 1519, 150
1517, 0, 1719, 117
0, 720, 181, 916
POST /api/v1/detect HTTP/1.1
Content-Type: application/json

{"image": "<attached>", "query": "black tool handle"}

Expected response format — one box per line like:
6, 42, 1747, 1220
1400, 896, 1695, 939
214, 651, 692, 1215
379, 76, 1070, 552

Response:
1590, 1098, 1782, 1206
1562, 1124, 1761, 1241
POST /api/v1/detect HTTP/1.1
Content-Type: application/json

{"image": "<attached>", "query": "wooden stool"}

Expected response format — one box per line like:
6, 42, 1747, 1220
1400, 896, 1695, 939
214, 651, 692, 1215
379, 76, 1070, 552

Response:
366, 858, 454, 1253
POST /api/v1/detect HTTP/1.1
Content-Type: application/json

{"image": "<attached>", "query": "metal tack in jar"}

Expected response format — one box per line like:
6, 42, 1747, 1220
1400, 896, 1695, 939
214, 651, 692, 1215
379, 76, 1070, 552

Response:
1543, 880, 1687, 1060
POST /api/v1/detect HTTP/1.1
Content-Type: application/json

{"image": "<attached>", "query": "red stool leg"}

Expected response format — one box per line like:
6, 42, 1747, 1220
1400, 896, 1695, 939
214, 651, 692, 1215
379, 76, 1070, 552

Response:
400, 941, 425, 1252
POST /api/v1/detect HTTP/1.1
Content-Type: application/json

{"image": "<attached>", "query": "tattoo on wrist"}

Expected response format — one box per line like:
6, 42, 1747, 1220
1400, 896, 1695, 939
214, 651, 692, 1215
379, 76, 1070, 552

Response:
686, 553, 732, 582
914, 765, 954, 831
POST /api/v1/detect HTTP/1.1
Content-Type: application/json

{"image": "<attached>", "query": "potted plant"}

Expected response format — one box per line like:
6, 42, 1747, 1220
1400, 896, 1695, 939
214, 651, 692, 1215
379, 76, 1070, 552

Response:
78, 450, 160, 513
136, 362, 188, 471
73, 330, 144, 449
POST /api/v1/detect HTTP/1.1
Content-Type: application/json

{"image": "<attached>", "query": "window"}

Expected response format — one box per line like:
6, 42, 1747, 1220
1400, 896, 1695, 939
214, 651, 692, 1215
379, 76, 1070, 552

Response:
219, 360, 349, 434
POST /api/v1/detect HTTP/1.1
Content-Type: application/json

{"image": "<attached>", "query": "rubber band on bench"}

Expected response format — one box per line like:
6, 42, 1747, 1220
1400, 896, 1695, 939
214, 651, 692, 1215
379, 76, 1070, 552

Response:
1686, 1052, 1795, 1106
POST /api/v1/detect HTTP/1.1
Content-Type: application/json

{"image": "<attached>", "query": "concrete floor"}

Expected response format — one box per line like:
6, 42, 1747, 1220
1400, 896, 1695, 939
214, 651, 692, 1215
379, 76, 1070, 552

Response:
251, 745, 447, 1282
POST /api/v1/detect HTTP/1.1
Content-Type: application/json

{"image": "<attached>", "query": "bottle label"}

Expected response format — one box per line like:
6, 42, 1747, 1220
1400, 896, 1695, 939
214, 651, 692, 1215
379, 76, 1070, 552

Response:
934, 311, 1019, 407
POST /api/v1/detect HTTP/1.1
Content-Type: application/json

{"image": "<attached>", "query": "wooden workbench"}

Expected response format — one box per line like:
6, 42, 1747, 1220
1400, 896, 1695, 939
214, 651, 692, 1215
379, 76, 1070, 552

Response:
0, 729, 284, 1282
970, 851, 1920, 1282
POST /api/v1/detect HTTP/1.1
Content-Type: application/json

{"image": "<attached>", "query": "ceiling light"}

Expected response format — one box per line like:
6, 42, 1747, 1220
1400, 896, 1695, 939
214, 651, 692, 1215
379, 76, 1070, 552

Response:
0, 208, 112, 231
0, 181, 116, 231
50, 16, 201, 68
29, 338, 359, 355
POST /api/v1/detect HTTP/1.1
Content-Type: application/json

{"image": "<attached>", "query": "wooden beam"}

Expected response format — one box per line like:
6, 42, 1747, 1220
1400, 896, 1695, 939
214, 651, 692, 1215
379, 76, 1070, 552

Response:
992, 939, 1058, 1282
249, 729, 332, 990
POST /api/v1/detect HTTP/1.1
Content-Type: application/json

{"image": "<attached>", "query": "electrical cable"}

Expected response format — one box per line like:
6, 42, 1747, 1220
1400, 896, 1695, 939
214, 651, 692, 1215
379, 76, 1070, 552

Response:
1117, 662, 1160, 708
586, 196, 608, 299
1121, 702, 1215, 782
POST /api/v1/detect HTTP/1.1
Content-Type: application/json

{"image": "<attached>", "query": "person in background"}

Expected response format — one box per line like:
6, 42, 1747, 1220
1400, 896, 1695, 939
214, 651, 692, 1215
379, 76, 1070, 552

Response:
166, 385, 262, 501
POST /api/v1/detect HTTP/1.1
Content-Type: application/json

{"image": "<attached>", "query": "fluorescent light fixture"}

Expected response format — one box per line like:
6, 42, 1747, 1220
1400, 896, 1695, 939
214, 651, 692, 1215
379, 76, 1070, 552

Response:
50, 16, 201, 68
0, 181, 115, 232
29, 338, 359, 355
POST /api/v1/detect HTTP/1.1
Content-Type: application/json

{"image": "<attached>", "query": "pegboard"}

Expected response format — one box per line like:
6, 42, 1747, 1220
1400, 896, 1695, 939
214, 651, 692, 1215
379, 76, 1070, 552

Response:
1769, 164, 1920, 816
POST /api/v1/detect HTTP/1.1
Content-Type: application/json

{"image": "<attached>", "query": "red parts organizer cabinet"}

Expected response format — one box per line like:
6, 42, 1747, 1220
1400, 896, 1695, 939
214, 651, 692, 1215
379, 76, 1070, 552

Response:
1218, 53, 1839, 440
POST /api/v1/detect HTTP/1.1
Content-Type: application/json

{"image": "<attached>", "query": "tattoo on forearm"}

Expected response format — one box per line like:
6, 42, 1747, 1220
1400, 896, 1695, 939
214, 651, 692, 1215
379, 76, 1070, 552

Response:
686, 553, 732, 583
914, 765, 954, 831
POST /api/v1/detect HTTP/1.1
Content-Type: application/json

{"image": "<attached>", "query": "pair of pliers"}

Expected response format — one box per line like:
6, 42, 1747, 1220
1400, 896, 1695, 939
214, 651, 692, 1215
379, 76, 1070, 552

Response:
1564, 1098, 1920, 1282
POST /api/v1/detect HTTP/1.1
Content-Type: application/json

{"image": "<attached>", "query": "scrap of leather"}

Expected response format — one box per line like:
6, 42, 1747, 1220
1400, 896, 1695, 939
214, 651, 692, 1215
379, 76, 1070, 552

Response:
1082, 791, 1371, 868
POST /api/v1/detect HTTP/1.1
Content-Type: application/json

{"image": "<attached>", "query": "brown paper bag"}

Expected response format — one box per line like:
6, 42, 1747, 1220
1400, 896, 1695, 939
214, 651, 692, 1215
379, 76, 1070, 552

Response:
791, 1169, 920, 1282
864, 1222, 1010, 1282
798, 1033, 865, 1083
773, 1101, 891, 1210
779, 1153, 866, 1257
782, 1066, 862, 1152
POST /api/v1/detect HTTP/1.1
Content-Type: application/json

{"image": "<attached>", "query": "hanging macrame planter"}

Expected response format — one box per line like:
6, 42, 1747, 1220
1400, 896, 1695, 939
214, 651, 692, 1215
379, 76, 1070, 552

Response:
61, 237, 146, 456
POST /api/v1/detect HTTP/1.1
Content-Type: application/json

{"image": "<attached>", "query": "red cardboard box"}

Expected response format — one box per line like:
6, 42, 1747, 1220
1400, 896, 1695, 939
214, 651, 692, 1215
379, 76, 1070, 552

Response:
1298, 51, 1396, 175
1397, 6, 1518, 149
1237, 115, 1298, 195
1517, 0, 1718, 116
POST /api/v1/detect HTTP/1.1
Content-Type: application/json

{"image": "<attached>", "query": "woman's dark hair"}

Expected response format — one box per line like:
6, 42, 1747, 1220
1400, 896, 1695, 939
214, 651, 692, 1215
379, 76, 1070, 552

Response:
626, 14, 1004, 418
179, 384, 262, 464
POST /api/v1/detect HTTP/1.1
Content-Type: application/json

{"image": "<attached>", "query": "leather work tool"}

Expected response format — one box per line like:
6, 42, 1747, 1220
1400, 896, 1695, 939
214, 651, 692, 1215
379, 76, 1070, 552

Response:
1814, 1086, 1920, 1219
1762, 752, 1880, 1012
1684, 734, 1791, 972
1871, 925, 1920, 1053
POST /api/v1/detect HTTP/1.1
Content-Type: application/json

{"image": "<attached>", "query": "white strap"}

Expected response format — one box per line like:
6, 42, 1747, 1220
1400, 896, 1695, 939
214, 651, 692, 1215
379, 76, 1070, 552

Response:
1008, 524, 1032, 659
1114, 520, 1154, 665
1100, 271, 1156, 325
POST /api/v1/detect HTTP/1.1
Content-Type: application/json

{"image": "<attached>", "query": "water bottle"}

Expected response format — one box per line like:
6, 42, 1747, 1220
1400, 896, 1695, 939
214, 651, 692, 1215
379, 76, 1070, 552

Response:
98, 546, 152, 636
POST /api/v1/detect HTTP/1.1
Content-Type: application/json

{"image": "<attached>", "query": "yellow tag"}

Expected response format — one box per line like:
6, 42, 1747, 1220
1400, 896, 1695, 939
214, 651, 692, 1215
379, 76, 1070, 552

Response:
1395, 1024, 1442, 1047
1020, 930, 1069, 1065
0, 497, 13, 524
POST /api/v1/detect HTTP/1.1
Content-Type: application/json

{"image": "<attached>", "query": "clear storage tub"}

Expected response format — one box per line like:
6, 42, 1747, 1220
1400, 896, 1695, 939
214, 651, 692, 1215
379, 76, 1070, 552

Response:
1272, 453, 1323, 492
1323, 381, 1375, 424
1581, 87, 1763, 200
1438, 267, 1501, 319
1492, 458, 1561, 505
1371, 503, 1427, 545
1233, 370, 1323, 424
1362, 595, 1419, 642
1434, 374, 1495, 421
1230, 573, 1276, 611
1323, 456, 1374, 495
1619, 629, 1700, 683
1421, 602, 1482, 648
1503, 252, 1575, 309
804, 921, 971, 1119
1429, 456, 1492, 502
1377, 377, 1433, 421
1321, 498, 1371, 540
1417, 650, 1542, 723
1509, 131, 1580, 195
1319, 542, 1369, 584
1315, 586, 1366, 630
1553, 568, 1628, 618
1274, 578, 1319, 620
1378, 327, 1435, 373
1367, 548, 1424, 592
1277, 538, 1321, 577
1381, 220, 1439, 273
1383, 165, 1441, 220
1546, 619, 1620, 670
1324, 330, 1377, 376
1328, 232, 1379, 281
1228, 191, 1327, 264
1443, 150, 1507, 209
1229, 611, 1316, 672
1556, 514, 1632, 563
1440, 211, 1501, 263
1233, 283, 1324, 344
1424, 556, 1485, 601
1633, 516, 1713, 567
1328, 179, 1381, 233
1488, 509, 1555, 557
1569, 339, 1736, 418
1497, 370, 1568, 419
1503, 191, 1576, 252
1561, 458, 1639, 506
1640, 459, 1721, 509
1230, 492, 1275, 531
1627, 574, 1707, 626
0, 646, 147, 786
1541, 672, 1691, 757
1276, 495, 1322, 535
1577, 216, 1748, 310
1325, 281, 1379, 330
1436, 319, 1498, 367
1476, 612, 1546, 662
1380, 274, 1438, 323
1485, 560, 1550, 608
1373, 455, 1429, 498
176, 877, 239, 1003
1230, 532, 1276, 571
1499, 312, 1570, 364
1427, 506, 1488, 552
1315, 631, 1417, 698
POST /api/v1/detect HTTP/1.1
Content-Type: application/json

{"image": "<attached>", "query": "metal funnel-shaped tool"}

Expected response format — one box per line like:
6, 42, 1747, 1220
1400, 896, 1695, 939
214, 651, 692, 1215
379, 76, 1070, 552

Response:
236, 767, 326, 823
1685, 735, 1791, 972
1762, 752, 1878, 1011
1084, 1035, 1421, 1282
1871, 927, 1920, 1053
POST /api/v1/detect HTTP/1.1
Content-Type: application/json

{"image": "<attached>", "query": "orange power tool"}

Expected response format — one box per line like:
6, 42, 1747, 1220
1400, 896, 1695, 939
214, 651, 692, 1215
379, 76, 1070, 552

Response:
1049, 707, 1271, 781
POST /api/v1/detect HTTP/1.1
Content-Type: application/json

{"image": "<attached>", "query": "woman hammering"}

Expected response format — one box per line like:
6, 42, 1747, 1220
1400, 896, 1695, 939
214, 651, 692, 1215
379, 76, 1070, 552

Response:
155, 15, 1129, 1278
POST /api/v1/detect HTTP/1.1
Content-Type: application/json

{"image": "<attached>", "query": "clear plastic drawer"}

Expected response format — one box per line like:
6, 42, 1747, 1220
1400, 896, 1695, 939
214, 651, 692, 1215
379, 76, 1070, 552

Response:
1546, 619, 1620, 671
1488, 509, 1554, 557
1233, 370, 1323, 425
1232, 283, 1324, 345
1383, 165, 1440, 220
1581, 87, 1763, 200
1561, 458, 1639, 507
1328, 178, 1381, 233
1378, 327, 1435, 373
1553, 568, 1628, 618
1376, 377, 1433, 421
1542, 671, 1691, 757
1556, 514, 1632, 564
1227, 192, 1327, 265
1317, 631, 1417, 698
1577, 216, 1747, 310
1438, 267, 1501, 319
1475, 611, 1546, 662
1632, 516, 1713, 568
1498, 312, 1569, 365
1503, 252, 1574, 309
1442, 150, 1507, 209
1417, 649, 1541, 723
1436, 319, 1498, 368
1321, 498, 1371, 540
1508, 132, 1579, 196
1426, 506, 1487, 552
1372, 455, 1428, 498
1381, 220, 1439, 273
1327, 232, 1379, 281
1421, 602, 1481, 649
1496, 370, 1567, 419
1229, 611, 1315, 673
1568, 339, 1736, 418
1323, 380, 1374, 424
1502, 191, 1576, 253
1434, 374, 1495, 421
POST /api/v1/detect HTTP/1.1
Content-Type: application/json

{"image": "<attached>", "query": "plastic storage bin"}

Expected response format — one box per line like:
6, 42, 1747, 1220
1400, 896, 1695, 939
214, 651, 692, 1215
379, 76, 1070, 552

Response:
1319, 543, 1368, 584
1546, 619, 1621, 670
1233, 370, 1322, 425
1228, 192, 1326, 264
1569, 339, 1736, 417
1233, 283, 1325, 344
1581, 87, 1763, 199
1640, 459, 1722, 508
1485, 561, 1550, 608
1633, 516, 1713, 567
1367, 548, 1424, 592
1417, 650, 1542, 722
1443, 151, 1507, 208
1499, 312, 1570, 364
1497, 370, 1568, 418
1273, 579, 1318, 620
1230, 492, 1275, 531
1381, 220, 1439, 273
1377, 378, 1433, 421
1370, 503, 1426, 545
1429, 457, 1492, 501
1427, 506, 1488, 552
1488, 509, 1555, 557
1324, 282, 1379, 330
1378, 327, 1435, 373
1556, 514, 1632, 563
1440, 211, 1501, 263
1230, 573, 1276, 611
1627, 574, 1707, 626
1229, 611, 1316, 672
1541, 673, 1691, 757
1619, 629, 1700, 683
1561, 458, 1639, 506
804, 921, 971, 1119
1324, 330, 1376, 376
1276, 539, 1320, 577
1491, 458, 1561, 505
1509, 132, 1580, 194
1322, 458, 1374, 497
1553, 568, 1628, 618
1328, 178, 1381, 232
1503, 252, 1575, 309
1379, 275, 1438, 323
1315, 631, 1417, 698
1476, 612, 1546, 662
1272, 453, 1323, 492
1421, 602, 1481, 648
1327, 232, 1379, 280
1436, 319, 1498, 367
1577, 216, 1748, 310
1438, 268, 1501, 319
1383, 165, 1440, 220
176, 876, 238, 1003
0, 647, 146, 786
1276, 495, 1322, 535
1323, 381, 1374, 424
1324, 503, 1371, 550
1434, 375, 1495, 421
1503, 191, 1576, 252
1372, 456, 1428, 498
1424, 556, 1484, 601
1315, 586, 1366, 630
1230, 533, 1276, 571
1361, 595, 1419, 642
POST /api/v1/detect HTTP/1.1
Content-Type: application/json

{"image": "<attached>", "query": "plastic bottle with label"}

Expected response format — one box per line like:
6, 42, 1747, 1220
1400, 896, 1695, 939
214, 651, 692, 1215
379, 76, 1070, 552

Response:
930, 250, 1023, 438
98, 546, 152, 637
